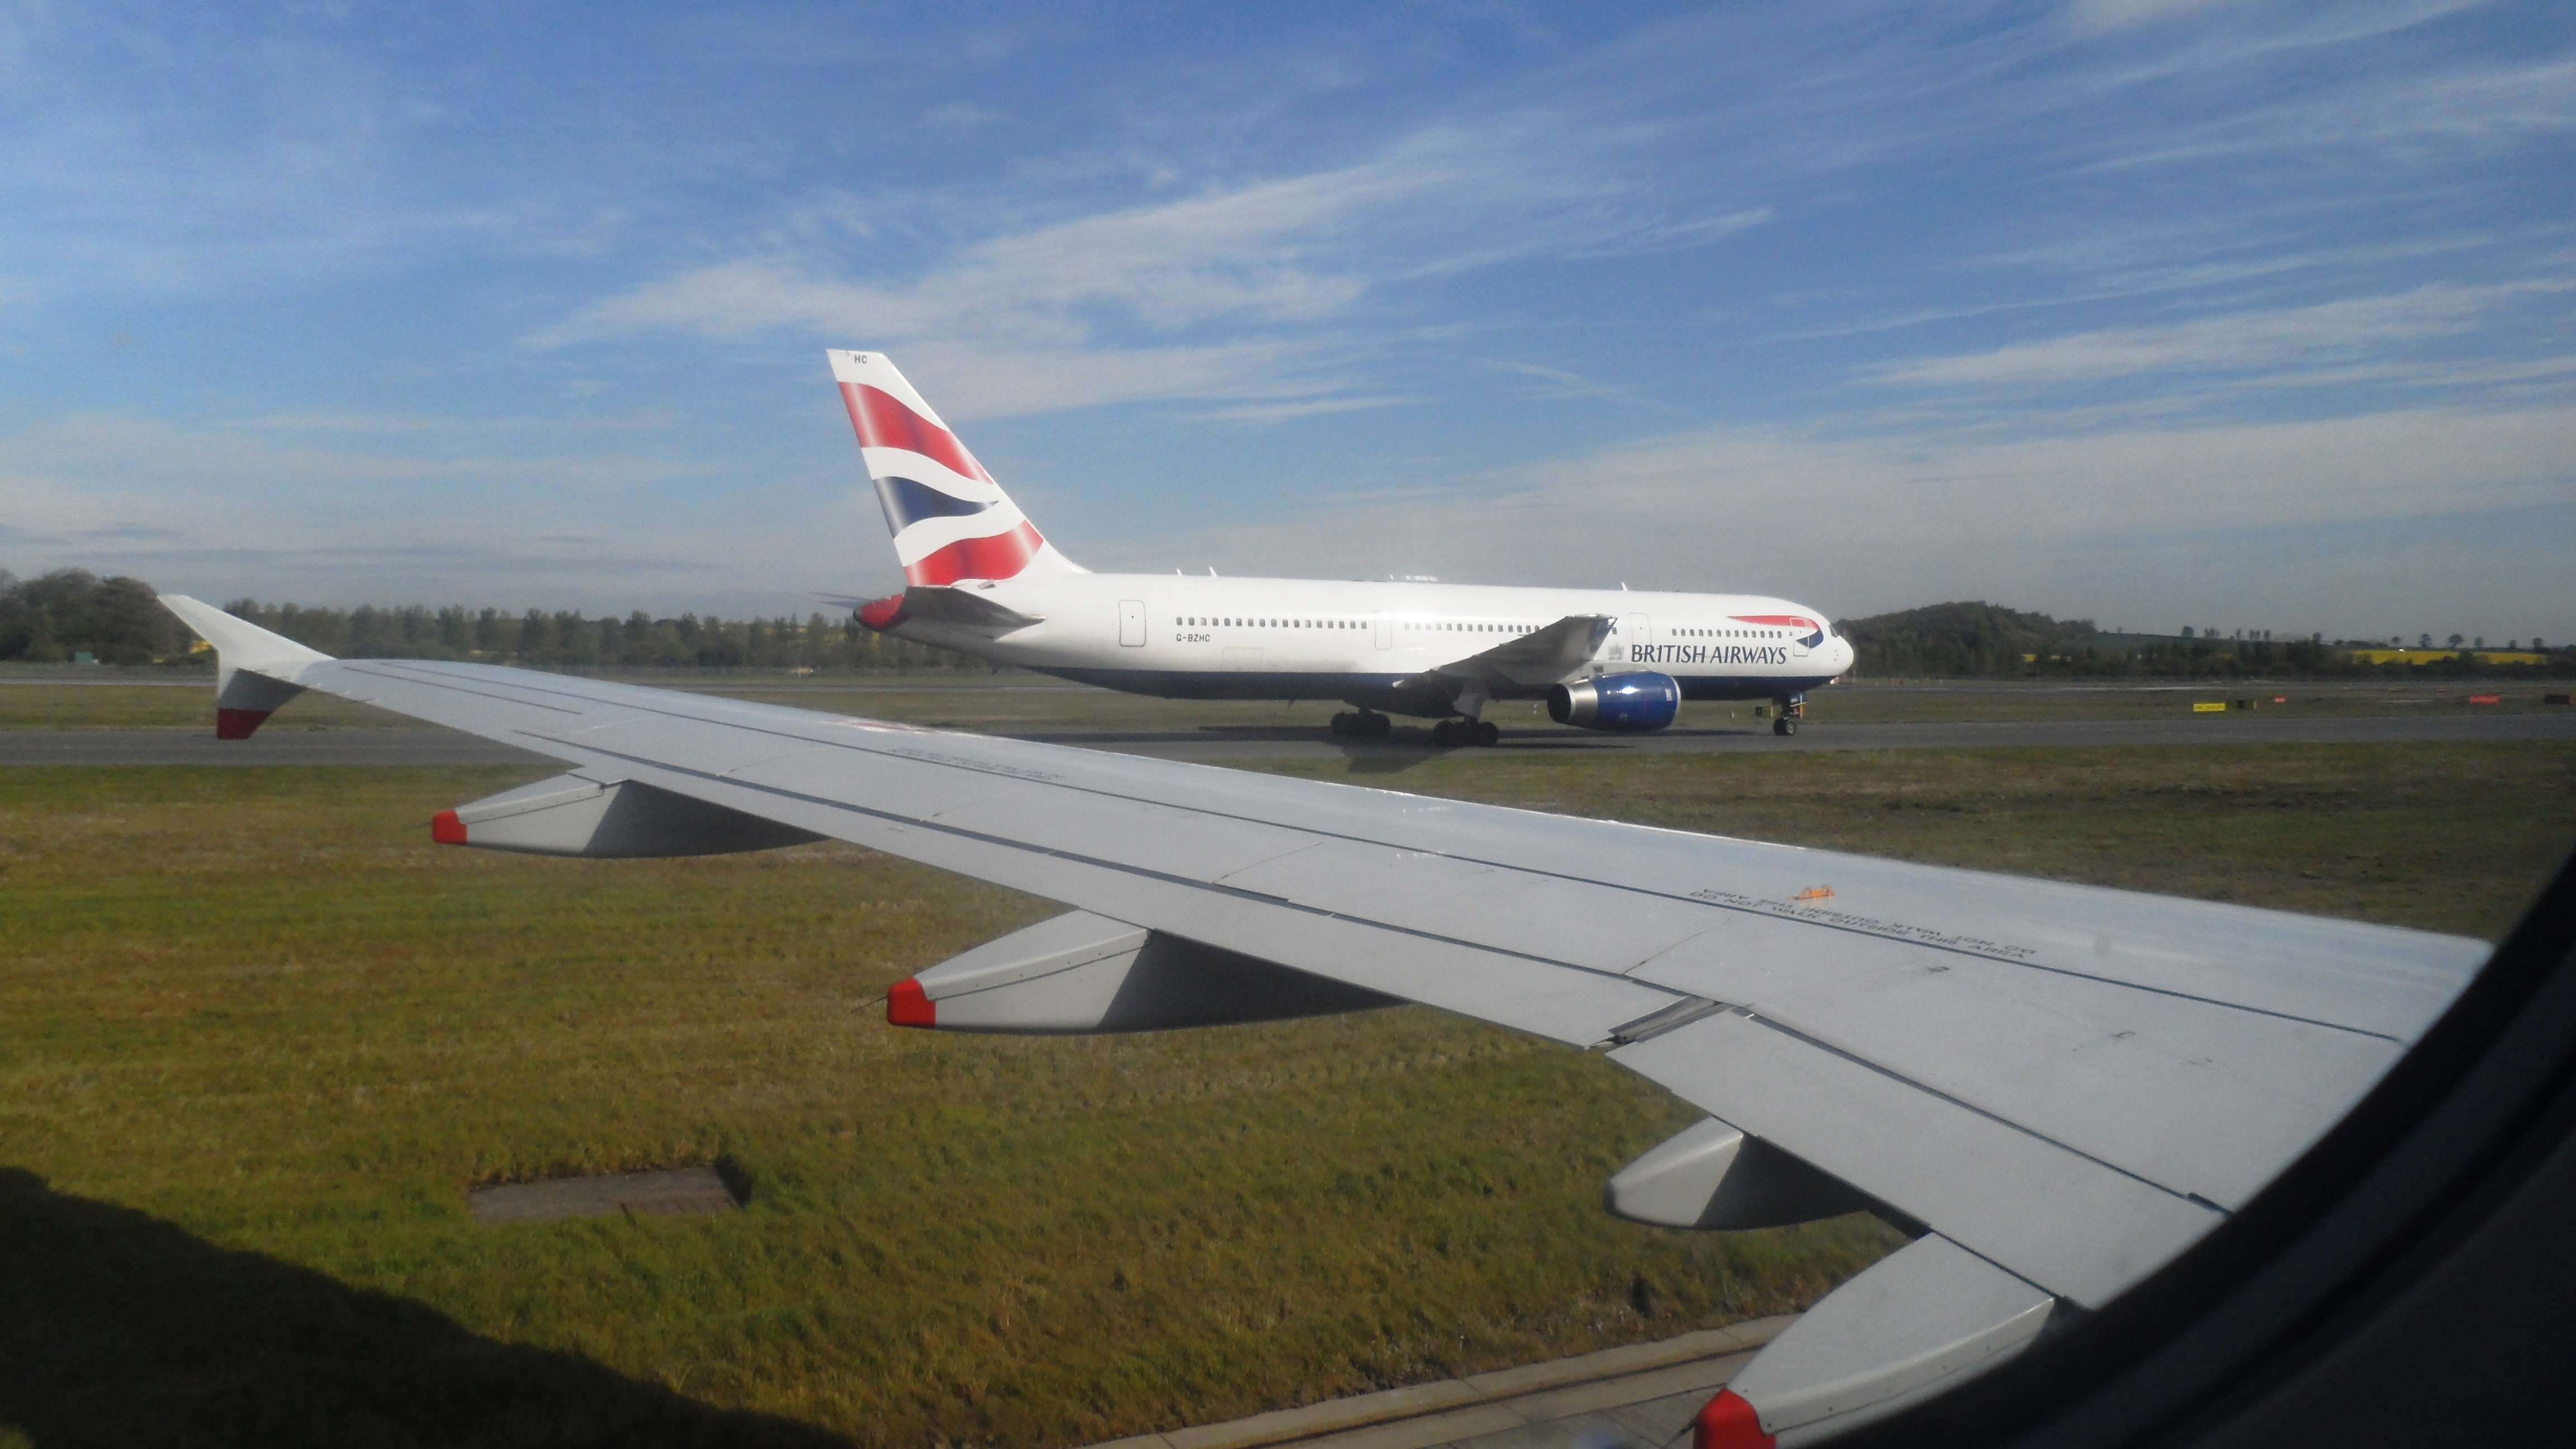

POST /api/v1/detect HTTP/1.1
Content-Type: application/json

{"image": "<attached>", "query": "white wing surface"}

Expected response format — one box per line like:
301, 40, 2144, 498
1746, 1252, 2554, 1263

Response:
159, 595, 2488, 1443
1429, 612, 1615, 691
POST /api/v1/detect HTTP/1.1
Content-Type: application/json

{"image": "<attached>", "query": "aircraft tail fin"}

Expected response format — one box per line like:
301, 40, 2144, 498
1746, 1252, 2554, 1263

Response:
827, 351, 1084, 585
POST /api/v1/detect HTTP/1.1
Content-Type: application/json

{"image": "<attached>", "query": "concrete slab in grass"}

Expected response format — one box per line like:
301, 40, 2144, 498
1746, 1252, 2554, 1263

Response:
469, 1166, 738, 1224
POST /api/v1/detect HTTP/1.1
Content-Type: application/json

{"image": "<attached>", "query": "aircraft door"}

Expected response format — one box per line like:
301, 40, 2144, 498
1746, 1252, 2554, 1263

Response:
1623, 613, 1651, 666
1118, 599, 1146, 647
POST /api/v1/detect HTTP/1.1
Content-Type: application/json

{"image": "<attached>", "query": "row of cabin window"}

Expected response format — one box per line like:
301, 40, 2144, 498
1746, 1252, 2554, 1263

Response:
1174, 616, 1787, 641
1175, 617, 1537, 633
1179, 617, 1365, 628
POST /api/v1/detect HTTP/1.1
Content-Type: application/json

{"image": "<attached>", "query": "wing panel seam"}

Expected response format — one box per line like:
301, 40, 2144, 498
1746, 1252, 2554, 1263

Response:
1727, 1006, 2232, 1211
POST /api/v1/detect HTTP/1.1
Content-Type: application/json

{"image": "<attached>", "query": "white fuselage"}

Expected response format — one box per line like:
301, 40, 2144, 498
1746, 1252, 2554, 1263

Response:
886, 572, 1854, 718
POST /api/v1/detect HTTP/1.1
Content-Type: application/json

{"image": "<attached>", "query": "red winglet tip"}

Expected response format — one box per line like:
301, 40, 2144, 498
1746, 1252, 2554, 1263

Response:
1692, 1390, 1774, 1449
214, 708, 271, 740
856, 593, 908, 631
430, 810, 468, 846
886, 978, 936, 1029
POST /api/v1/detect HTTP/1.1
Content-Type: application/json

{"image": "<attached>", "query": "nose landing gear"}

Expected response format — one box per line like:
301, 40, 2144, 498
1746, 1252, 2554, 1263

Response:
1772, 693, 1807, 737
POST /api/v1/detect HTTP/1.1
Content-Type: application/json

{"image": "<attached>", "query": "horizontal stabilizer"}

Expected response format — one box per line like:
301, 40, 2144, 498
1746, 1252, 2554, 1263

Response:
891, 910, 1400, 1034
158, 594, 331, 738
432, 773, 823, 858
896, 584, 1045, 632
1705, 1233, 2054, 1445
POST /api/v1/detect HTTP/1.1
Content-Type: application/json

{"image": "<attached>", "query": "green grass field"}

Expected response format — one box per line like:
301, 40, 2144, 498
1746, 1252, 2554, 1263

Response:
1, 742, 2569, 1446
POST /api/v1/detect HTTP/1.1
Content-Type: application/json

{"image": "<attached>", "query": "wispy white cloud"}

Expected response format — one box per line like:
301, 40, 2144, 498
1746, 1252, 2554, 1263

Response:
526, 157, 1447, 414
1195, 393, 1424, 424
1124, 400, 2576, 636
920, 101, 1009, 128
224, 408, 681, 437
1864, 280, 2575, 393
881, 340, 1310, 420
2064, 0, 2474, 43
2063, 0, 2258, 34
543, 133, 1536, 344
1485, 362, 1696, 415
0, 408, 865, 613
2088, 54, 2576, 171
532, 123, 1774, 414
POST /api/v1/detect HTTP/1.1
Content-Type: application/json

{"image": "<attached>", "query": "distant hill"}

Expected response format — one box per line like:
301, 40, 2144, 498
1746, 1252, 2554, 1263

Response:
1834, 601, 2097, 677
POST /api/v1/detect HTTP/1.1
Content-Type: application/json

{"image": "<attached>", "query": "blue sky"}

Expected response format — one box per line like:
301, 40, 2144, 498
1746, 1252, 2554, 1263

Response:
3, 1, 2570, 640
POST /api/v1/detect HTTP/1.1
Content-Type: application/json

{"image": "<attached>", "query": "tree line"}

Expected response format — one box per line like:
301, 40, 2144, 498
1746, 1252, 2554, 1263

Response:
0, 570, 978, 673
1839, 601, 2572, 680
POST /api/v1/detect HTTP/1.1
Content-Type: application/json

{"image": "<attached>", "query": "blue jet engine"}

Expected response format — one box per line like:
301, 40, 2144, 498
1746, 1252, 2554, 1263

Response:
1547, 671, 1681, 733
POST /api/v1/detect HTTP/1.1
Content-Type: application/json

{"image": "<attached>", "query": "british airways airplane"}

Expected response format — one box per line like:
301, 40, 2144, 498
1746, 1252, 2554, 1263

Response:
831, 350, 1855, 745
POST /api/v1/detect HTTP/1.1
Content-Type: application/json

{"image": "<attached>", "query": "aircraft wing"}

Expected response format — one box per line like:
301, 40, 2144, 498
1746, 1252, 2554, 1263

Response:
1428, 612, 1615, 694
159, 594, 2488, 1443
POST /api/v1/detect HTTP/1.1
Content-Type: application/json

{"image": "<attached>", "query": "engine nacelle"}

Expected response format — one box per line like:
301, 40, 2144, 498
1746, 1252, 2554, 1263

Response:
1547, 671, 1680, 732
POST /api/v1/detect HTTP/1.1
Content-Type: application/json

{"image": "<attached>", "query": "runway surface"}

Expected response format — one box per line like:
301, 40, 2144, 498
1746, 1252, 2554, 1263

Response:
7, 708, 2570, 768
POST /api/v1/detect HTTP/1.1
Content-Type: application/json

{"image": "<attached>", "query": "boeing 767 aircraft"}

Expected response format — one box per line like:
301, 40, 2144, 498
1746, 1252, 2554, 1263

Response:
829, 350, 1854, 744
153, 351, 2493, 1446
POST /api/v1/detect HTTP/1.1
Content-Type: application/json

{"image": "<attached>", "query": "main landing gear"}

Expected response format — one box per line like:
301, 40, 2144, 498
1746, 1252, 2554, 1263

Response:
1332, 709, 1500, 746
1329, 709, 1395, 740
1432, 718, 1501, 748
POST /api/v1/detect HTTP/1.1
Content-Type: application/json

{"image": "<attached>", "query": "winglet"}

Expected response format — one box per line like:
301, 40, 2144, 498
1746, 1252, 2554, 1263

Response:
158, 594, 333, 740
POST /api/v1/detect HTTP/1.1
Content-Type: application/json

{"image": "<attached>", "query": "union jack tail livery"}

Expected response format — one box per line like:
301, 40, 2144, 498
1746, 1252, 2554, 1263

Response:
830, 351, 1083, 586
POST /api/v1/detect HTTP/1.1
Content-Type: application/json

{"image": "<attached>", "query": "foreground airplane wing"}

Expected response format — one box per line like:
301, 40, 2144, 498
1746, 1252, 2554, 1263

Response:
160, 595, 2487, 1445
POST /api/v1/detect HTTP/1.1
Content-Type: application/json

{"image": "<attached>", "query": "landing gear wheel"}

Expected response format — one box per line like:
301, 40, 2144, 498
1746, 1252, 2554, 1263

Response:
1366, 711, 1393, 738
1432, 719, 1459, 747
1472, 720, 1500, 747
1773, 716, 1797, 736
1329, 711, 1360, 737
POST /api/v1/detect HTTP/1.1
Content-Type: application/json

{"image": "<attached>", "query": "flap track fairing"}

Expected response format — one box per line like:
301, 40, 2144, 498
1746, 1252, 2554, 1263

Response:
889, 909, 1401, 1034
432, 773, 825, 858
1707, 1233, 2056, 1445
1607, 1116, 1876, 1231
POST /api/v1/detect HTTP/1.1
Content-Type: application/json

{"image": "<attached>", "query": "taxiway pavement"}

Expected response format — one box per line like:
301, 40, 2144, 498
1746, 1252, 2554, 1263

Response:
1083, 1316, 1794, 1449
7, 708, 2569, 768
